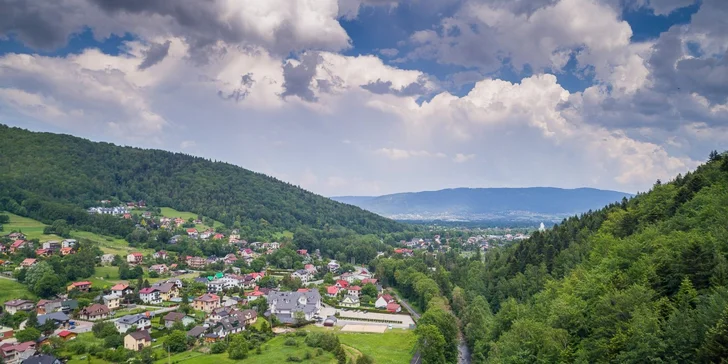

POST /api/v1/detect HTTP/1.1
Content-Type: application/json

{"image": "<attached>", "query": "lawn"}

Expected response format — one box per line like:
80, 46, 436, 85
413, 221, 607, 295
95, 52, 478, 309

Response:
156, 336, 336, 364
0, 212, 62, 242
71, 230, 153, 256
159, 207, 221, 231
87, 266, 122, 288
307, 326, 416, 364
0, 277, 35, 302
272, 230, 294, 240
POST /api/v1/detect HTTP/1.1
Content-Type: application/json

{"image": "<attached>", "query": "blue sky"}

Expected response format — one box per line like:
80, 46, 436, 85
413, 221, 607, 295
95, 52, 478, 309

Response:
0, 0, 726, 196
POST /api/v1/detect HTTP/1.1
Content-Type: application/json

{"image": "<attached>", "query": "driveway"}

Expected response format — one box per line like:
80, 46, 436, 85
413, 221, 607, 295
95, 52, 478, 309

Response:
316, 307, 415, 329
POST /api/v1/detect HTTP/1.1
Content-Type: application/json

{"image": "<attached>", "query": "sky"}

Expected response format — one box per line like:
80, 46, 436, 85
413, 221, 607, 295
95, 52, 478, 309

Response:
0, 0, 726, 197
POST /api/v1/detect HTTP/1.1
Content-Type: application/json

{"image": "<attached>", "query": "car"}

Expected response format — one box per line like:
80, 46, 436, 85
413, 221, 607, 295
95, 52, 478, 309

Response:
388, 324, 393, 330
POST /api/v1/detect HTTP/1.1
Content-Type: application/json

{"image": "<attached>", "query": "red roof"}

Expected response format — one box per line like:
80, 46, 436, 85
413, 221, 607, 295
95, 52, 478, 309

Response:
386, 303, 401, 312
58, 330, 74, 338
111, 283, 129, 291
349, 286, 361, 291
213, 234, 224, 239
380, 294, 394, 302
196, 293, 219, 302
187, 228, 197, 233
21, 258, 36, 265
297, 288, 310, 293
11, 240, 25, 248
327, 286, 339, 295
336, 280, 349, 288
132, 252, 143, 257
72, 281, 92, 287
297, 249, 307, 255
362, 278, 378, 285
139, 288, 157, 294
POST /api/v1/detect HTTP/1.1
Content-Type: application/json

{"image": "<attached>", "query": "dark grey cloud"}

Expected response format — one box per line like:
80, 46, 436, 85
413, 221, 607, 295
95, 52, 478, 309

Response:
0, 0, 87, 50
361, 76, 431, 96
218, 73, 255, 102
138, 40, 172, 70
281, 53, 323, 102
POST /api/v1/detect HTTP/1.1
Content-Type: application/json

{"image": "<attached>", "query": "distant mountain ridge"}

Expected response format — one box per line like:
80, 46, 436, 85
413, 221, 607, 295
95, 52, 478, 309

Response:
331, 187, 633, 222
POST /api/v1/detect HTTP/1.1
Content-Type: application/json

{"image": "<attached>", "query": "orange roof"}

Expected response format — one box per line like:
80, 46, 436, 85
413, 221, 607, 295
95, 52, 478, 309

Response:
111, 283, 129, 290
58, 330, 74, 338
72, 281, 92, 287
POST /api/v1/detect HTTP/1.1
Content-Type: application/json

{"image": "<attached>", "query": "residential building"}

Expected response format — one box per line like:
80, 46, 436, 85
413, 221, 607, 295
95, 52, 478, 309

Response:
162, 312, 195, 329
103, 294, 121, 310
10, 240, 28, 253
151, 281, 179, 301
111, 283, 133, 297
41, 241, 60, 252
4, 300, 35, 315
193, 294, 220, 313
36, 312, 70, 329
304, 264, 317, 275
0, 326, 13, 340
66, 281, 92, 293
291, 269, 311, 284
20, 258, 37, 268
124, 330, 151, 351
239, 309, 258, 325
186, 326, 206, 340
386, 303, 401, 313
186, 256, 206, 269
347, 286, 361, 297
153, 251, 168, 260
35, 300, 62, 315
57, 330, 76, 341
116, 314, 152, 333
335, 280, 349, 289
266, 290, 322, 324
375, 295, 394, 309
59, 247, 73, 256
186, 228, 198, 238
326, 286, 339, 298
0, 341, 36, 364
139, 288, 161, 304
327, 260, 340, 273
78, 304, 109, 321
20, 354, 61, 364
126, 252, 144, 264
100, 254, 115, 265
61, 239, 76, 248
149, 264, 169, 275
340, 295, 360, 308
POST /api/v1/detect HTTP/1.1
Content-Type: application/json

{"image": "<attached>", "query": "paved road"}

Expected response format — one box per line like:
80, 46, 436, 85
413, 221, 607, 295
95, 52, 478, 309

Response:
390, 291, 420, 321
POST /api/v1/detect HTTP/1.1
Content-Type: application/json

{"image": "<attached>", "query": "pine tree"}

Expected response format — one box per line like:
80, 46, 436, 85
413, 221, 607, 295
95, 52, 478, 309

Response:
699, 306, 728, 362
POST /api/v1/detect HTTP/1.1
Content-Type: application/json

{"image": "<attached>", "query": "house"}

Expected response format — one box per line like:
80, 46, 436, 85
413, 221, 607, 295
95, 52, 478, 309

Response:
347, 286, 361, 297
0, 326, 13, 340
61, 239, 77, 248
162, 312, 195, 329
111, 283, 133, 297
296, 249, 308, 256
200, 231, 212, 240
150, 282, 179, 301
34, 249, 50, 257
103, 294, 121, 310
59, 247, 73, 256
35, 300, 62, 315
169, 235, 182, 244
5, 300, 35, 315
207, 275, 244, 293
245, 287, 265, 301
139, 288, 161, 304
116, 314, 152, 333
186, 256, 206, 269
374, 294, 394, 309
153, 251, 168, 260
340, 295, 360, 308
124, 330, 151, 351
186, 228, 198, 238
266, 290, 322, 324
57, 330, 76, 341
193, 293, 220, 313
186, 326, 206, 340
126, 252, 144, 264
66, 281, 92, 293
20, 258, 37, 268
60, 300, 78, 314
335, 280, 349, 289
223, 254, 238, 265
21, 354, 61, 364
327, 260, 340, 273
37, 312, 70, 329
213, 233, 225, 240
78, 304, 110, 321
7, 232, 25, 240
1, 341, 36, 364
10, 240, 27, 253
304, 264, 317, 275
239, 309, 257, 325
149, 264, 168, 275
326, 286, 339, 298
386, 303, 401, 313
340, 272, 355, 283
361, 278, 378, 286
100, 254, 115, 265
41, 241, 60, 252
291, 269, 311, 284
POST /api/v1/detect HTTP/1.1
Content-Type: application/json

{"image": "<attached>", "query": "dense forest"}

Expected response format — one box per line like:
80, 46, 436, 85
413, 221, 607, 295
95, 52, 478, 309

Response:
0, 125, 403, 236
375, 152, 728, 363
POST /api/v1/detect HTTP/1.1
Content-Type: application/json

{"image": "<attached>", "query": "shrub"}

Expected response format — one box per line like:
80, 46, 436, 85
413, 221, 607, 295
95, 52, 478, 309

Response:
284, 338, 298, 347
211, 342, 228, 354
286, 355, 303, 362
304, 351, 312, 360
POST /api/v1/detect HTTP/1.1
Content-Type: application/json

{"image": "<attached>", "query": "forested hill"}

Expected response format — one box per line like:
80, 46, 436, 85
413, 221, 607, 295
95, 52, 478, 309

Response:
0, 125, 402, 235
332, 187, 632, 222
376, 152, 728, 363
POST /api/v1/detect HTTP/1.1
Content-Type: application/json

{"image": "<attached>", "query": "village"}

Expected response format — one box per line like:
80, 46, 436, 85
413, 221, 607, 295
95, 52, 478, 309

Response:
0, 204, 422, 364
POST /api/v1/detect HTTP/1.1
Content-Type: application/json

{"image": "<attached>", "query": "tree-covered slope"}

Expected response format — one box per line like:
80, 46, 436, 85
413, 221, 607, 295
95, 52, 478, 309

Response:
377, 152, 728, 363
0, 125, 403, 235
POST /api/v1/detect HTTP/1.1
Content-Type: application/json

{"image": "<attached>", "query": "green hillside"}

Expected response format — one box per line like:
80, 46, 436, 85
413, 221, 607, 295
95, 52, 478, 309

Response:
376, 152, 728, 363
0, 125, 402, 236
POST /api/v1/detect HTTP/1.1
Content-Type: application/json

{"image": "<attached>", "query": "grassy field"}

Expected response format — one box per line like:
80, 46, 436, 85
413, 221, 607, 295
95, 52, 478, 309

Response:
87, 266, 122, 288
1, 212, 62, 242
156, 336, 336, 364
272, 230, 294, 240
71, 230, 153, 256
308, 326, 416, 364
159, 207, 221, 231
0, 277, 35, 302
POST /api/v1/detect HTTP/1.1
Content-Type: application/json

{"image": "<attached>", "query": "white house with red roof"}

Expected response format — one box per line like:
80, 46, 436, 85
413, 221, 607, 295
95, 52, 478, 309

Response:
127, 252, 144, 264
386, 302, 401, 313
347, 286, 361, 297
335, 280, 349, 289
139, 287, 161, 304
186, 228, 198, 238
10, 240, 27, 253
325, 286, 339, 298
20, 258, 37, 268
153, 251, 168, 260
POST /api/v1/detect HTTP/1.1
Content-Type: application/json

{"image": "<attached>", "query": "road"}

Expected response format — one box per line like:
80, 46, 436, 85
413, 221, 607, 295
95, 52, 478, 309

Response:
390, 291, 420, 320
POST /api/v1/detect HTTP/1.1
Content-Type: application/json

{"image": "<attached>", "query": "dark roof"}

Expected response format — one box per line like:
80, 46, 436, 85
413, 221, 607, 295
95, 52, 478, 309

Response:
21, 354, 58, 364
37, 312, 69, 325
186, 326, 206, 338
163, 312, 186, 322
128, 330, 151, 342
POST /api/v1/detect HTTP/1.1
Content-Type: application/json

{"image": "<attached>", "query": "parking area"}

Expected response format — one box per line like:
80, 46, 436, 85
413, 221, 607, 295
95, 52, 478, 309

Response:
316, 306, 415, 329
340, 324, 387, 333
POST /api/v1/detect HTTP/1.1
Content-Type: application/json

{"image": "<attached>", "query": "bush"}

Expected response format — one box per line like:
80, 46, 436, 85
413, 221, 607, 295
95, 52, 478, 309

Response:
210, 342, 228, 354
284, 338, 298, 347
295, 330, 308, 337
286, 355, 303, 362
304, 351, 312, 360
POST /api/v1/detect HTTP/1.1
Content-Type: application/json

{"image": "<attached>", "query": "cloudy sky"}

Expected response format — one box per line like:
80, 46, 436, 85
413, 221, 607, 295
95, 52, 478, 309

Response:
1, 0, 726, 196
